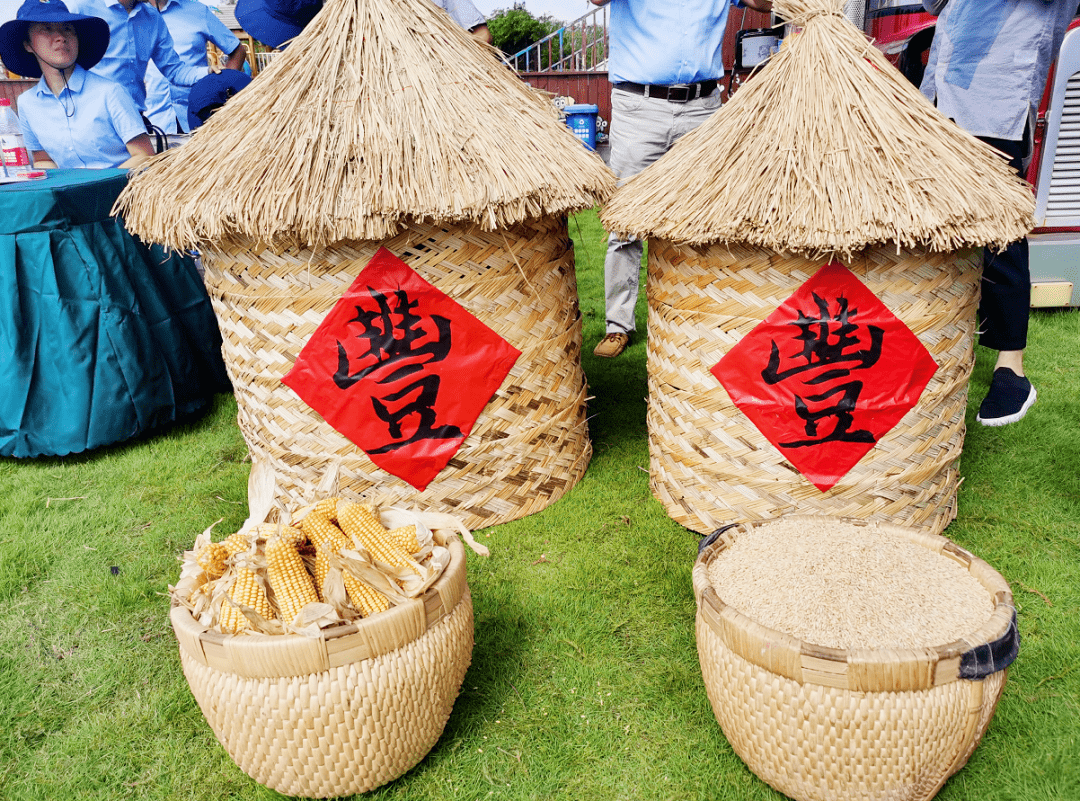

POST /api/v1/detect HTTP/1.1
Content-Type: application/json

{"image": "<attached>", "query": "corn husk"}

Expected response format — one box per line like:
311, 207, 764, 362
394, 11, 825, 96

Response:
600, 0, 1035, 259
116, 0, 615, 252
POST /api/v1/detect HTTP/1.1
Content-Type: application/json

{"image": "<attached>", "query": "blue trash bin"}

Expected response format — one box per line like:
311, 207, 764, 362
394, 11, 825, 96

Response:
564, 104, 599, 150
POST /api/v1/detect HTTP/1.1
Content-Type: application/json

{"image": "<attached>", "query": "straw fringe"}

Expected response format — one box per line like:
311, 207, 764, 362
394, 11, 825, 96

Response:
116, 0, 614, 252
600, 0, 1035, 258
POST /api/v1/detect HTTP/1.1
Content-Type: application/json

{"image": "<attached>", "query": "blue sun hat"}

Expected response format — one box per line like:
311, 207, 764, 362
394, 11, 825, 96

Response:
0, 0, 110, 79
235, 0, 323, 50
186, 69, 252, 130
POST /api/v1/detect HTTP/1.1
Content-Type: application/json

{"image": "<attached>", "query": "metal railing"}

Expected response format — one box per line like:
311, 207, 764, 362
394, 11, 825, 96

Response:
508, 5, 609, 73
254, 51, 279, 73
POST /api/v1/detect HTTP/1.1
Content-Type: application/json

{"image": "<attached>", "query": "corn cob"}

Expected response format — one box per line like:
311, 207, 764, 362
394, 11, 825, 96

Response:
221, 530, 250, 555
337, 501, 420, 574
191, 580, 214, 607
313, 547, 330, 602
265, 535, 319, 625
388, 524, 421, 555
196, 542, 229, 577
302, 508, 350, 598
196, 530, 250, 578
300, 507, 348, 551
343, 570, 390, 617
257, 523, 306, 547
306, 497, 340, 525
302, 505, 389, 616
218, 567, 273, 634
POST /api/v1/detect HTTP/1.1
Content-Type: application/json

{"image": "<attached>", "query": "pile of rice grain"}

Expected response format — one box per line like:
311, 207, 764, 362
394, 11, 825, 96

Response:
706, 518, 994, 651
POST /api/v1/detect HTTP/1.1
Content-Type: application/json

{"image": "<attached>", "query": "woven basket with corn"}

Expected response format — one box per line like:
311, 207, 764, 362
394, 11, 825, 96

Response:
168, 499, 480, 797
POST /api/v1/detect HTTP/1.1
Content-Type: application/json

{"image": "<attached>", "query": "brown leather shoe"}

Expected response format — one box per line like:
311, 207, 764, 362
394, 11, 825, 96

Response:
593, 332, 629, 358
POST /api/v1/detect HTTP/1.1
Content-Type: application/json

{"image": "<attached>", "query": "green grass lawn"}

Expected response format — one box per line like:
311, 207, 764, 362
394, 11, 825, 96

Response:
1, 209, 1078, 801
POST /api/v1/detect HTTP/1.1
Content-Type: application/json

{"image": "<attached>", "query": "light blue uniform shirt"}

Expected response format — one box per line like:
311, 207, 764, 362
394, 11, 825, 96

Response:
606, 0, 735, 85
19, 66, 147, 169
432, 0, 487, 31
67, 0, 209, 113
144, 0, 241, 132
920, 0, 1079, 141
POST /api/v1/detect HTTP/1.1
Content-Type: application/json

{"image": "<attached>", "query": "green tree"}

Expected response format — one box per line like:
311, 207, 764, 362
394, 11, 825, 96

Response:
487, 4, 563, 68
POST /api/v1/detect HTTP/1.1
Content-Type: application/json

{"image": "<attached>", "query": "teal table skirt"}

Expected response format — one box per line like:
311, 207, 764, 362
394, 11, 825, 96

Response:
0, 169, 230, 458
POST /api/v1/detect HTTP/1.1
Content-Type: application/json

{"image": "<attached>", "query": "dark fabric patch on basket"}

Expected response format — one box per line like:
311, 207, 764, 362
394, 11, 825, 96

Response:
959, 609, 1019, 680
699, 524, 739, 555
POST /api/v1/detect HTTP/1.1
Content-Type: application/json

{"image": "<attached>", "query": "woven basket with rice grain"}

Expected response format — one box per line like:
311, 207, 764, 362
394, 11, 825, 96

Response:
693, 515, 1018, 801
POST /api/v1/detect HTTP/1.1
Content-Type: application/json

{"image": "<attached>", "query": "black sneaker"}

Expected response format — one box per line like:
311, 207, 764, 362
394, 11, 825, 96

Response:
976, 367, 1037, 427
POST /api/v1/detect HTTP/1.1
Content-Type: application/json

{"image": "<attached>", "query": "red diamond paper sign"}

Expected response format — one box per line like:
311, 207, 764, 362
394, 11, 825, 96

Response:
711, 261, 938, 492
282, 247, 521, 491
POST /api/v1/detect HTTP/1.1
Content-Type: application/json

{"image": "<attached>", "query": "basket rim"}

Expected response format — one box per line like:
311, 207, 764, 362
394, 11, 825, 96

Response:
171, 531, 469, 680
692, 515, 1018, 692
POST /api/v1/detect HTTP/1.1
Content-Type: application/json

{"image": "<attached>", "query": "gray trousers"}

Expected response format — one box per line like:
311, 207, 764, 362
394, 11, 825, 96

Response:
603, 86, 723, 335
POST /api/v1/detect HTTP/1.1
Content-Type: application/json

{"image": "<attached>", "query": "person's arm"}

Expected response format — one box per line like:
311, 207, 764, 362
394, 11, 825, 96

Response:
120, 133, 155, 168
20, 115, 51, 167
106, 78, 159, 166
441, 0, 490, 40
734, 0, 772, 10
204, 10, 247, 72
31, 151, 58, 169
469, 24, 492, 45
150, 12, 208, 87
223, 42, 248, 71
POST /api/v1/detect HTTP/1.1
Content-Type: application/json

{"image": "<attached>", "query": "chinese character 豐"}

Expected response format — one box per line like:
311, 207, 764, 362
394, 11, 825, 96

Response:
762, 291, 883, 448
334, 286, 462, 451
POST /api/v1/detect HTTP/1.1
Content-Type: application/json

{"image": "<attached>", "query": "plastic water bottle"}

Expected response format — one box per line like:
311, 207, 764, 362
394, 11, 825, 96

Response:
0, 98, 37, 179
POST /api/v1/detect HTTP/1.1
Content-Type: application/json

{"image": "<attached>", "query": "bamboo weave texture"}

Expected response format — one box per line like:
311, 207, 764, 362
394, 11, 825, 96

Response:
646, 242, 980, 534
202, 217, 591, 529
171, 535, 473, 797
692, 516, 1014, 801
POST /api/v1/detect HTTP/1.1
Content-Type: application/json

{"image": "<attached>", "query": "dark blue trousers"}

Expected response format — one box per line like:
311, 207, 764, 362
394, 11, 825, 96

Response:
977, 136, 1030, 352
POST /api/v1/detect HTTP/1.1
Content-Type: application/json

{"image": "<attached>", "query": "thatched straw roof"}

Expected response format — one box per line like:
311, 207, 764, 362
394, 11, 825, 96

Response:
116, 0, 615, 251
600, 0, 1035, 258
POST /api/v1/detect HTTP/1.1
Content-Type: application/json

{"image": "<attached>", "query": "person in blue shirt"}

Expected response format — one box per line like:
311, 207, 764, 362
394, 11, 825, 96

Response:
920, 0, 1079, 425
234, 0, 491, 50
0, 0, 154, 169
435, 0, 491, 44
589, 0, 772, 359
65, 0, 208, 115
143, 0, 247, 134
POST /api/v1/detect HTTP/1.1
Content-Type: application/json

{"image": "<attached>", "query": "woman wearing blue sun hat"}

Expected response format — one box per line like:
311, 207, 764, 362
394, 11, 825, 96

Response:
0, 0, 154, 169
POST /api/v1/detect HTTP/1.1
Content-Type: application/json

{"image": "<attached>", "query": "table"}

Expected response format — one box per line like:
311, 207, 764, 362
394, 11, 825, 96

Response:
1, 169, 230, 457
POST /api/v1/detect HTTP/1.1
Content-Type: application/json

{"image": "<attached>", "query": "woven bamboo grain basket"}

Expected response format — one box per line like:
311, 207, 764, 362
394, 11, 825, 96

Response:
647, 242, 980, 535
692, 516, 1018, 801
170, 531, 473, 798
201, 216, 590, 530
